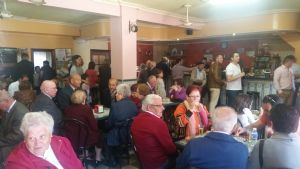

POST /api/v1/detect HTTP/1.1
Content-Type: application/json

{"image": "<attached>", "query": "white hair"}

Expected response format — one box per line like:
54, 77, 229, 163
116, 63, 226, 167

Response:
141, 94, 162, 112
116, 83, 131, 98
211, 106, 237, 133
20, 111, 54, 136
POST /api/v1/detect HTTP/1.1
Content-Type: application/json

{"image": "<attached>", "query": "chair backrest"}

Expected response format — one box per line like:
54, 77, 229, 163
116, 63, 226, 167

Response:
130, 131, 144, 169
114, 118, 133, 145
63, 118, 89, 152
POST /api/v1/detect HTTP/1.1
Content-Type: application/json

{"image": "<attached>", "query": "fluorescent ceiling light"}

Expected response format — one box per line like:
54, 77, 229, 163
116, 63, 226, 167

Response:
29, 0, 46, 6
209, 0, 258, 6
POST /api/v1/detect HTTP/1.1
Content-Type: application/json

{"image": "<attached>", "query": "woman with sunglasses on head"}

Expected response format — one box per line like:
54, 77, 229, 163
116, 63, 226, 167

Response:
242, 94, 282, 138
174, 85, 210, 140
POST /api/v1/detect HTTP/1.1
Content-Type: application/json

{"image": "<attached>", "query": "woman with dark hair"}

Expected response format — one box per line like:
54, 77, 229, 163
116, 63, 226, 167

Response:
169, 79, 186, 102
249, 104, 300, 169
233, 94, 255, 128
85, 61, 99, 105
174, 85, 209, 140
129, 83, 140, 106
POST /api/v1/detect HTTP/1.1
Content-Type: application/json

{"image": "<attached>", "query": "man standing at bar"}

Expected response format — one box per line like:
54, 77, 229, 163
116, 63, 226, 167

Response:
208, 54, 226, 112
225, 53, 245, 107
273, 55, 296, 106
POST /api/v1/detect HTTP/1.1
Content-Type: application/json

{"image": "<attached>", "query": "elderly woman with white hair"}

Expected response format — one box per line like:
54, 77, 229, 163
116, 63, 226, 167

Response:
5, 111, 83, 169
64, 90, 103, 165
106, 83, 138, 165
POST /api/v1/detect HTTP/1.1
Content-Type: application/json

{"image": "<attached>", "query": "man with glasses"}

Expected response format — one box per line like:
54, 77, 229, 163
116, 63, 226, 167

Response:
131, 94, 176, 169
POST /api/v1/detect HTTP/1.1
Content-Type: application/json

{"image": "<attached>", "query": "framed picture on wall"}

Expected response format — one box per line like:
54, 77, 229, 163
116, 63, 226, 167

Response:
90, 49, 111, 71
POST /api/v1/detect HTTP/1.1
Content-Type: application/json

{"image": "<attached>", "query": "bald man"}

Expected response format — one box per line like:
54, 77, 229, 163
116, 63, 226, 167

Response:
177, 107, 248, 169
56, 74, 81, 111
31, 80, 62, 134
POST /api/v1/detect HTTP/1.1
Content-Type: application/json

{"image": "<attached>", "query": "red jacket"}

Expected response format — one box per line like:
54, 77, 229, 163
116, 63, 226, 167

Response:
5, 136, 83, 169
64, 104, 101, 148
85, 69, 98, 87
131, 112, 176, 169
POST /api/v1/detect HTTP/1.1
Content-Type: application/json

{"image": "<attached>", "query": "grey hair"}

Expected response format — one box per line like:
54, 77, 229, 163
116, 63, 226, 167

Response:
0, 90, 13, 102
211, 106, 237, 133
20, 111, 54, 136
141, 94, 162, 112
116, 84, 131, 98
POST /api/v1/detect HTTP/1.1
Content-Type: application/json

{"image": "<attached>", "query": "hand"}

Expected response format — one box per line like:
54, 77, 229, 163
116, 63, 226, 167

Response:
277, 89, 283, 94
240, 72, 245, 77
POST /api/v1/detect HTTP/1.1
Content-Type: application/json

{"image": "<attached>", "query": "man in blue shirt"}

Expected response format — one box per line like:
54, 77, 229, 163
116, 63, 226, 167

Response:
177, 106, 248, 169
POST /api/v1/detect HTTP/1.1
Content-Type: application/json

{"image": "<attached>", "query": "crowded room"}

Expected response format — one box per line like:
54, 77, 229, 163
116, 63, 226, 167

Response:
0, 0, 300, 169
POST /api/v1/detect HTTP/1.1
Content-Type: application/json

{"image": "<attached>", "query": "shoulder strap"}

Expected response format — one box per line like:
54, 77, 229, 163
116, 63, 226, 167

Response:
259, 139, 265, 169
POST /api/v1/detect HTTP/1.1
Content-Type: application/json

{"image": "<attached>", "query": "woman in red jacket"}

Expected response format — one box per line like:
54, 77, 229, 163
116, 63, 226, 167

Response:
5, 111, 83, 169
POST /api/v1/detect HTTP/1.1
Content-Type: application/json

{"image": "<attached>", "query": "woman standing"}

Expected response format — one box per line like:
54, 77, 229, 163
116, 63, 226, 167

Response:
174, 85, 210, 140
155, 69, 166, 99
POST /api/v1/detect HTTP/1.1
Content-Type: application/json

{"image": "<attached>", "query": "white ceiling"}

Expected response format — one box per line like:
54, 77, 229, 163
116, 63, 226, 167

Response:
4, 0, 300, 25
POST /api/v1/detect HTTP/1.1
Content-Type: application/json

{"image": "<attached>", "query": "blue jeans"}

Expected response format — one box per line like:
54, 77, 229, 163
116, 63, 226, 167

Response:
226, 90, 242, 107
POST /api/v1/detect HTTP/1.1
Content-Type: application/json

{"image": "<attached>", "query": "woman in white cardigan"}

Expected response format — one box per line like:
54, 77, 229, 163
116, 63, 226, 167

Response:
233, 94, 256, 128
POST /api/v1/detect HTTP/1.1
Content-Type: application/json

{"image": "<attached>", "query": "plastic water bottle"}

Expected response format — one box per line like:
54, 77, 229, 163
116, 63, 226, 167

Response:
249, 128, 258, 149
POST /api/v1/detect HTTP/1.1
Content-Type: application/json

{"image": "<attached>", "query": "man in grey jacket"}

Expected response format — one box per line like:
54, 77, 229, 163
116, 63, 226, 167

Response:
0, 90, 28, 164
248, 104, 300, 169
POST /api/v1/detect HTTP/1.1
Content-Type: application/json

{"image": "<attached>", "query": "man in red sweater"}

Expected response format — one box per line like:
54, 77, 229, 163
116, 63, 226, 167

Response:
131, 94, 176, 169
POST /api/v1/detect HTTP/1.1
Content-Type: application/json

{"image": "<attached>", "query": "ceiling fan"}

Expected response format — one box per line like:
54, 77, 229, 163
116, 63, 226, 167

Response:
183, 4, 192, 27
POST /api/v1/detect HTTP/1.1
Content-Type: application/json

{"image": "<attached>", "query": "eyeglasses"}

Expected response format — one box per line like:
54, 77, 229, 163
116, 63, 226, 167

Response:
150, 104, 164, 108
188, 95, 200, 98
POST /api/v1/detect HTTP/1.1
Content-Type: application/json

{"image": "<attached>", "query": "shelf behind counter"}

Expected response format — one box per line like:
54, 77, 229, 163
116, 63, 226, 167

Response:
218, 77, 276, 108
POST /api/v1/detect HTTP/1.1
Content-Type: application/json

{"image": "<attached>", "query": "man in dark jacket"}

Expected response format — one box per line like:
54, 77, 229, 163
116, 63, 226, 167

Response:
56, 73, 81, 111
14, 53, 34, 84
31, 80, 62, 134
0, 90, 28, 164
40, 60, 56, 82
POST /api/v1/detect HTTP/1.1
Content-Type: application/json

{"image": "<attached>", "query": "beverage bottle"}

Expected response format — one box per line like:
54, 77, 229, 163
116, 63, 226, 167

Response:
250, 128, 258, 148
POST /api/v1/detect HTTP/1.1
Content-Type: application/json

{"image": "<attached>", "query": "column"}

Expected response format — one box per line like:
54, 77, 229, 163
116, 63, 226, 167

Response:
110, 6, 137, 82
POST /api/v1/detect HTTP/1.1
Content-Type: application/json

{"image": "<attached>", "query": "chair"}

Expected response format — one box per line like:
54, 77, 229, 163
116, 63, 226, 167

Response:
108, 118, 134, 167
130, 132, 145, 169
63, 118, 90, 167
162, 103, 186, 141
247, 91, 260, 110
